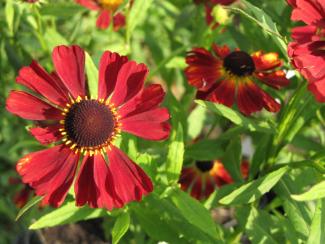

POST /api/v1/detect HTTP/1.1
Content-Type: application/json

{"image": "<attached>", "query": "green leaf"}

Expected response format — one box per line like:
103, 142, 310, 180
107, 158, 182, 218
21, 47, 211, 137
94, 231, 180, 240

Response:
85, 52, 99, 99
126, 0, 153, 42
44, 28, 68, 51
244, 207, 283, 244
291, 180, 325, 201
196, 100, 273, 133
112, 212, 130, 244
165, 122, 184, 183
5, 0, 14, 35
16, 195, 42, 221
185, 139, 224, 161
29, 202, 107, 229
187, 105, 206, 140
219, 166, 288, 205
230, 0, 287, 56
40, 3, 84, 18
170, 188, 223, 241
222, 137, 242, 182
275, 176, 312, 239
307, 199, 325, 244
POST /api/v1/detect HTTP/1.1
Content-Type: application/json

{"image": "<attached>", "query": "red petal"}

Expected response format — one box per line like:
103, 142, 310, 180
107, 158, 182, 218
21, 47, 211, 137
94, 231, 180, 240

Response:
308, 78, 325, 102
209, 79, 236, 107
236, 81, 264, 115
6, 91, 63, 120
29, 125, 62, 145
190, 177, 202, 200
212, 44, 231, 58
17, 145, 79, 207
16, 61, 69, 107
255, 70, 290, 89
113, 12, 126, 31
260, 89, 281, 113
119, 84, 165, 118
251, 51, 282, 71
52, 45, 86, 99
107, 146, 153, 205
98, 51, 128, 100
110, 61, 148, 107
121, 108, 171, 140
75, 155, 122, 209
96, 10, 111, 29
185, 48, 222, 91
179, 167, 197, 192
76, 0, 100, 10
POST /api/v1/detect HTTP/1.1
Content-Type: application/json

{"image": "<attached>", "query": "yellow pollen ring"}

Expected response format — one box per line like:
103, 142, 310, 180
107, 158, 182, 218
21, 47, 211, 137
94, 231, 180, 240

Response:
59, 96, 122, 156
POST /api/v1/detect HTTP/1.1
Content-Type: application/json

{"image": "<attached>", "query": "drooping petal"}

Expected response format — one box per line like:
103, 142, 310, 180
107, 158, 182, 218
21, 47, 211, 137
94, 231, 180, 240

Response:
119, 84, 165, 118
179, 167, 197, 192
96, 10, 111, 29
236, 81, 264, 115
121, 108, 171, 140
255, 70, 290, 89
6, 91, 63, 120
251, 51, 282, 71
16, 61, 69, 107
185, 48, 223, 91
29, 125, 62, 145
17, 145, 79, 207
98, 51, 128, 100
75, 154, 122, 209
113, 12, 126, 31
208, 79, 236, 107
110, 61, 148, 107
291, 0, 325, 28
190, 177, 203, 200
75, 0, 100, 10
107, 146, 153, 205
52, 45, 86, 98
308, 78, 325, 102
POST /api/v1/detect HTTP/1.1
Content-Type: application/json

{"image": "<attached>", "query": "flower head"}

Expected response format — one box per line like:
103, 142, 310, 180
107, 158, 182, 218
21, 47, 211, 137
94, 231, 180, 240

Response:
287, 0, 325, 102
179, 160, 249, 200
6, 45, 171, 209
76, 0, 126, 30
185, 44, 290, 115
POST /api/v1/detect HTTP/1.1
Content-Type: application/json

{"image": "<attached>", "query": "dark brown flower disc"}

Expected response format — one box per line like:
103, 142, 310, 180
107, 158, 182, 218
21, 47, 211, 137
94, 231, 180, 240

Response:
223, 51, 255, 76
64, 100, 115, 147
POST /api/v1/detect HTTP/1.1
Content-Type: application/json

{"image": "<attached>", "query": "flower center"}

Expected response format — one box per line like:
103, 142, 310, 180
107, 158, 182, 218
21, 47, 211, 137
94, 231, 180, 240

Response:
64, 100, 115, 148
195, 161, 214, 172
223, 51, 255, 76
98, 0, 123, 11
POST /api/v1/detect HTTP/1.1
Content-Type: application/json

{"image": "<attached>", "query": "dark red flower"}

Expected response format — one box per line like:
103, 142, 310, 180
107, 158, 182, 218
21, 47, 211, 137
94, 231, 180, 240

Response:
287, 0, 325, 102
185, 44, 290, 115
194, 0, 237, 28
179, 160, 249, 200
76, 0, 126, 30
6, 45, 170, 209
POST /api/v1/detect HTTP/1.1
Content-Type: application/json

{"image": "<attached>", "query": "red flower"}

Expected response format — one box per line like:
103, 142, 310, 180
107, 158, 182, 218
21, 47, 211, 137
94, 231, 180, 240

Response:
6, 45, 171, 209
179, 160, 249, 200
287, 0, 325, 102
194, 0, 237, 27
76, 0, 126, 30
185, 44, 290, 115
9, 177, 34, 208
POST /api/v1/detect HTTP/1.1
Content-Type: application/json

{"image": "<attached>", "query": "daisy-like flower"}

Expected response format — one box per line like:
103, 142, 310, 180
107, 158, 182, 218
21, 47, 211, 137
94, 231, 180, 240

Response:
194, 0, 237, 28
76, 0, 126, 30
6, 45, 170, 209
185, 44, 290, 115
179, 160, 249, 200
287, 0, 325, 102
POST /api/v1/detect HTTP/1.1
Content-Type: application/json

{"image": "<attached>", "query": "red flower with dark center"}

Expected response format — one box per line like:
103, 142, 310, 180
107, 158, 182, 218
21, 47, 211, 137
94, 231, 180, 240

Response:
194, 0, 237, 28
185, 44, 290, 115
287, 0, 325, 102
179, 160, 249, 200
76, 0, 126, 30
6, 45, 171, 209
